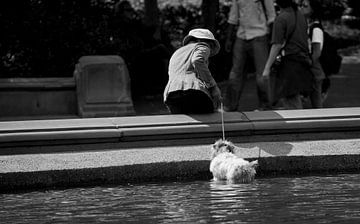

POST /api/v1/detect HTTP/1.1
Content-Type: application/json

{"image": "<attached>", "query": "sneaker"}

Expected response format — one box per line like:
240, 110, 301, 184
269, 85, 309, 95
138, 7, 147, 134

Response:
322, 91, 329, 102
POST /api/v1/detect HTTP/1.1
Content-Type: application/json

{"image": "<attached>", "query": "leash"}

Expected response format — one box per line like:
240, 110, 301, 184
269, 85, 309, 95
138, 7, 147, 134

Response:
220, 102, 226, 140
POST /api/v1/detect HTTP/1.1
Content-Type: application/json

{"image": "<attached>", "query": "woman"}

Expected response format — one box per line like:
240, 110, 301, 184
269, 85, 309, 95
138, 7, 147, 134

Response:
262, 0, 313, 109
301, 0, 326, 108
163, 28, 222, 114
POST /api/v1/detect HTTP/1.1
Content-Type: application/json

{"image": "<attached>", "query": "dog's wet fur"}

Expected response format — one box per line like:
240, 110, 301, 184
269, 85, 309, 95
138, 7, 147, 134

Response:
210, 139, 258, 184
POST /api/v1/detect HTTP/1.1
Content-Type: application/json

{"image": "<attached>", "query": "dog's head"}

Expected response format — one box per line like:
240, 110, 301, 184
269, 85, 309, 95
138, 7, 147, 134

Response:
211, 139, 235, 159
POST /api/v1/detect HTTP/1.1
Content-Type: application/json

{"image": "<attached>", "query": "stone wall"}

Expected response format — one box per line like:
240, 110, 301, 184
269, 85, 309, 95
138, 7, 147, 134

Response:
0, 78, 77, 118
0, 55, 135, 119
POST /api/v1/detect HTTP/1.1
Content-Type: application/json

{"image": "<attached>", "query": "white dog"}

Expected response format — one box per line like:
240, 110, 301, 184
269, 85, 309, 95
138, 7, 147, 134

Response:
210, 139, 258, 184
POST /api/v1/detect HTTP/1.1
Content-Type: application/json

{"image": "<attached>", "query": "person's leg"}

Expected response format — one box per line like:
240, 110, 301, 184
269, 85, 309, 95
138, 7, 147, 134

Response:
165, 90, 214, 114
252, 35, 270, 110
310, 79, 323, 108
321, 76, 330, 101
165, 91, 186, 114
224, 38, 248, 111
184, 90, 214, 114
279, 57, 313, 107
282, 94, 303, 109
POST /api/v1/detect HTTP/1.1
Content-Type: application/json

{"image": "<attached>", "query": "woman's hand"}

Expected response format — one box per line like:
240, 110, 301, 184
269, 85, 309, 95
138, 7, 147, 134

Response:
211, 86, 222, 109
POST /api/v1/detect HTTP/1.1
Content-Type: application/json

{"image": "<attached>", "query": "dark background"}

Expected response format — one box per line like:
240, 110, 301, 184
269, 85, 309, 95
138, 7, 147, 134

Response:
0, 0, 359, 96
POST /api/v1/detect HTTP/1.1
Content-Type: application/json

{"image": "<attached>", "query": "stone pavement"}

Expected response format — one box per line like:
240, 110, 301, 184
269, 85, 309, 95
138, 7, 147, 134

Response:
1, 56, 360, 192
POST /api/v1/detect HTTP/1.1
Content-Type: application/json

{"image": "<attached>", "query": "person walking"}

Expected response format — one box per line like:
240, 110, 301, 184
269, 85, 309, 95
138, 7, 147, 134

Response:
163, 28, 222, 114
301, 0, 326, 108
262, 0, 313, 109
223, 0, 276, 111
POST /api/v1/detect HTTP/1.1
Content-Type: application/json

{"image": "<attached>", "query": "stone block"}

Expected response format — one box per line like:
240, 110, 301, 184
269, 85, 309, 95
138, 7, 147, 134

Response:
74, 55, 135, 117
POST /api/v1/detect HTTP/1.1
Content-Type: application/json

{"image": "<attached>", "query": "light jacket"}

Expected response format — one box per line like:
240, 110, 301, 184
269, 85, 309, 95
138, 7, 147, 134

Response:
163, 42, 217, 102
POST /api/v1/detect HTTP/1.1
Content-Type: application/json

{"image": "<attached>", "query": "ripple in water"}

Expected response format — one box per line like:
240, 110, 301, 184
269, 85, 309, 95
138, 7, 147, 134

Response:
1, 173, 360, 223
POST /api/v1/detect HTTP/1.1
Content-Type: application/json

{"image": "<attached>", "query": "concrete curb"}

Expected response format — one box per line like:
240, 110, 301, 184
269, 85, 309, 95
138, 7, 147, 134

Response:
2, 155, 359, 192
1, 137, 360, 192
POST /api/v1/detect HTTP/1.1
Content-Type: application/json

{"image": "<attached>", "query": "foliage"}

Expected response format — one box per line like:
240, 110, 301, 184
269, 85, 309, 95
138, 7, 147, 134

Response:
0, 0, 114, 77
346, 0, 360, 17
344, 0, 360, 28
0, 0, 358, 81
320, 0, 346, 20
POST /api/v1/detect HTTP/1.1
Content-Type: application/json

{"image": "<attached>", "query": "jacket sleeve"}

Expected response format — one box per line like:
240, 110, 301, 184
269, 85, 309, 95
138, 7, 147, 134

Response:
191, 43, 217, 89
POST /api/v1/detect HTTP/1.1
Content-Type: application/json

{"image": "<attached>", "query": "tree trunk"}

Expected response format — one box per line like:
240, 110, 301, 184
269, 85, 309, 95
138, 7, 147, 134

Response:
143, 0, 159, 27
201, 0, 219, 32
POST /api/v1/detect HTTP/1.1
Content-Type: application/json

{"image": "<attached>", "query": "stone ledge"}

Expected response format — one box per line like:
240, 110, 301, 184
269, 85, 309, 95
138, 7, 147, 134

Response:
1, 108, 360, 145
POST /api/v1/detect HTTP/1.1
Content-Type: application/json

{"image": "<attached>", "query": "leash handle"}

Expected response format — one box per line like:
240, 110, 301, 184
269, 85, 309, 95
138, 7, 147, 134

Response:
220, 102, 225, 140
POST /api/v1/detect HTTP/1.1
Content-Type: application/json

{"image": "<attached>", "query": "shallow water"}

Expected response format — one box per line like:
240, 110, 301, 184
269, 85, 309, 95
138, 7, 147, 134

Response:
1, 174, 360, 223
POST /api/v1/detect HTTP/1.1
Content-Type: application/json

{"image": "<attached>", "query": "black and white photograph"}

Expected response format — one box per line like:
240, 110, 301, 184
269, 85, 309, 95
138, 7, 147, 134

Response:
1, 0, 360, 223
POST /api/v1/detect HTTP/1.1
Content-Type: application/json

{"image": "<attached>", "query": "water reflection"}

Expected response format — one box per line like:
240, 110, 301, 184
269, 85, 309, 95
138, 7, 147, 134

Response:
1, 174, 360, 223
209, 181, 258, 222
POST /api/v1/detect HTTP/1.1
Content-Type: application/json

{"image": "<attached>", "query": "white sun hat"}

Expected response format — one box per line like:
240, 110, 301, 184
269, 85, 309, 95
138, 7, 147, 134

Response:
183, 28, 220, 56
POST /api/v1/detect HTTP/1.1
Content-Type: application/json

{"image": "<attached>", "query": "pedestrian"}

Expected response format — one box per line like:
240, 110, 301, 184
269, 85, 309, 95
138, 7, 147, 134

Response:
163, 28, 222, 114
223, 0, 276, 111
301, 0, 325, 108
262, 0, 313, 109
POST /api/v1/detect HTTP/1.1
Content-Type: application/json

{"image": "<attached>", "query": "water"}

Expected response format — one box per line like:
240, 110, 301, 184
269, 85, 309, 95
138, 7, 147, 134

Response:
1, 174, 360, 223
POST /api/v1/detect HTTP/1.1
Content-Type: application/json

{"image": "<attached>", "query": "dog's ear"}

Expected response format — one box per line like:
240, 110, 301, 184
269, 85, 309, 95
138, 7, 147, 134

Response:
211, 141, 220, 159
212, 139, 222, 150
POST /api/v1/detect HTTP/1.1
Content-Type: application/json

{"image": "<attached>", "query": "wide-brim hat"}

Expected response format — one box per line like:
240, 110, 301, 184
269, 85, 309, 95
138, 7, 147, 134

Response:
183, 28, 220, 56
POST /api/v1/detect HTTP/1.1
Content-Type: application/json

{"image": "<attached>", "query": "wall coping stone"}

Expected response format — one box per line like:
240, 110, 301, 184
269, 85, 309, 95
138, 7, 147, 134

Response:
1, 108, 360, 145
0, 78, 75, 89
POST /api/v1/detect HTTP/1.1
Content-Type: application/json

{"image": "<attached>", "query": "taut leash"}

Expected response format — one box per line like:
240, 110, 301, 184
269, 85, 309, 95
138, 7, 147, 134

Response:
220, 102, 225, 141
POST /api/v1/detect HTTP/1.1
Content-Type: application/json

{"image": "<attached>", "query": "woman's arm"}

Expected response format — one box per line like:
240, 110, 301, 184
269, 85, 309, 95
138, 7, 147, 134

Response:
311, 27, 323, 64
191, 43, 217, 88
191, 43, 222, 109
311, 42, 321, 63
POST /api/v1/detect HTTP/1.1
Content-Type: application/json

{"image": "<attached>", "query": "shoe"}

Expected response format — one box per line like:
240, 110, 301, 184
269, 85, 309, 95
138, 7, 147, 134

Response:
322, 91, 329, 102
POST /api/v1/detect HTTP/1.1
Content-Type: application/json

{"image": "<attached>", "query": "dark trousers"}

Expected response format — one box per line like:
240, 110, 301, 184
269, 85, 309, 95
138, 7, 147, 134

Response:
226, 35, 270, 111
165, 90, 214, 114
